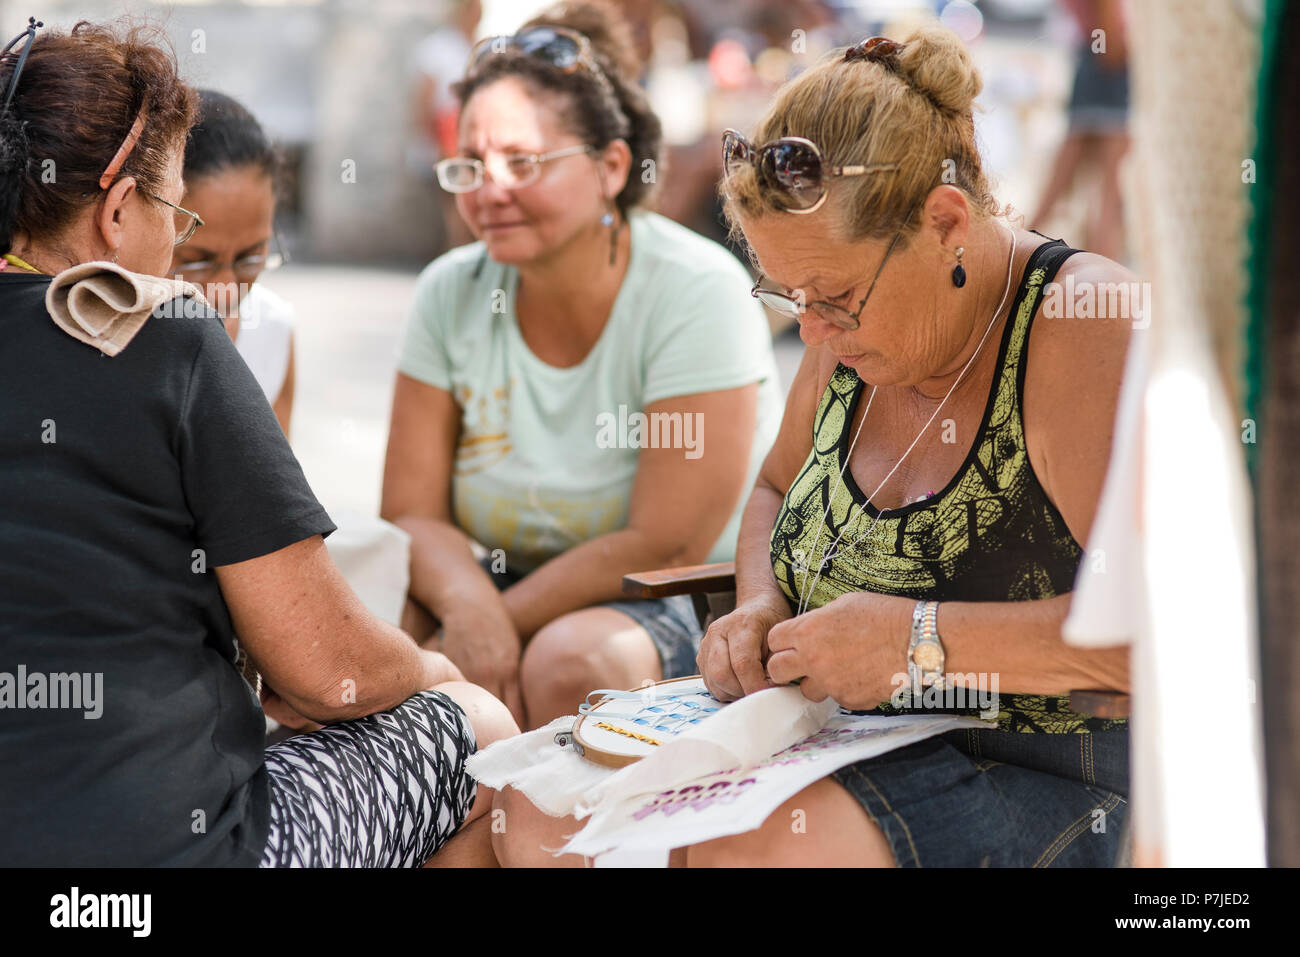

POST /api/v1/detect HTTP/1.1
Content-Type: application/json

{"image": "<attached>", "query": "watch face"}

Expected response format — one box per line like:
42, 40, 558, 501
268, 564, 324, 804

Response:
914, 644, 943, 671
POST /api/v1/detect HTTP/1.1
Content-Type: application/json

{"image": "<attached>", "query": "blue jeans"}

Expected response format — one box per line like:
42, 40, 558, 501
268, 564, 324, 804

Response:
831, 725, 1130, 867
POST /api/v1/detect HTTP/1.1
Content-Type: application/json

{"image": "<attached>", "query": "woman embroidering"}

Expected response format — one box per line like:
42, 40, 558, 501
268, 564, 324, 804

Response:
497, 25, 1136, 867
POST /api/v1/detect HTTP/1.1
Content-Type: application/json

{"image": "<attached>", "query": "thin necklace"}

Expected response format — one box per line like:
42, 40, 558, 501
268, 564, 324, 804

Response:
2, 253, 42, 273
794, 223, 1018, 616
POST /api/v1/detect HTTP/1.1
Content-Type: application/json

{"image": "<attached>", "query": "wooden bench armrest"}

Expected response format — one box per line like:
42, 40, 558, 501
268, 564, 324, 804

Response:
621, 562, 737, 599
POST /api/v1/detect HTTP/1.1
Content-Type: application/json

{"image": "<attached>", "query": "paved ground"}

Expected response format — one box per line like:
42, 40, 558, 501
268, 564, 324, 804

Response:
273, 263, 806, 517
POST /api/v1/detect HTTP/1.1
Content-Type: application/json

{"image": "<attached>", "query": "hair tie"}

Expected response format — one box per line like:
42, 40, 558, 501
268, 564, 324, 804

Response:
99, 109, 147, 190
842, 36, 905, 72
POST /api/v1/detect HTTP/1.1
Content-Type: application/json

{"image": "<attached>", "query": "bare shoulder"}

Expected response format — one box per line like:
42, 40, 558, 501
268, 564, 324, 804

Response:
1022, 250, 1141, 544
1025, 251, 1138, 403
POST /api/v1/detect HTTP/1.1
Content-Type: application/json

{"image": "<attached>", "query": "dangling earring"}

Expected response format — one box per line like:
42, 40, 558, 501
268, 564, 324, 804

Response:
951, 246, 966, 288
603, 207, 618, 267
593, 160, 619, 267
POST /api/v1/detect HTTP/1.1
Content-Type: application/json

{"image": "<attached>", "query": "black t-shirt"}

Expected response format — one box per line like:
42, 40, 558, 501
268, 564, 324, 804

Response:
0, 270, 335, 866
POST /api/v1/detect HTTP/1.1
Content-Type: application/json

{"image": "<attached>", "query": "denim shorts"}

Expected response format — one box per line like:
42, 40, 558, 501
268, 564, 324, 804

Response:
831, 725, 1130, 867
479, 559, 703, 680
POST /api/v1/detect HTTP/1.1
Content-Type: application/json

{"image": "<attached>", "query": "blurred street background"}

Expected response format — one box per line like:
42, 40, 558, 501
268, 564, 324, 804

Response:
0, 0, 1126, 516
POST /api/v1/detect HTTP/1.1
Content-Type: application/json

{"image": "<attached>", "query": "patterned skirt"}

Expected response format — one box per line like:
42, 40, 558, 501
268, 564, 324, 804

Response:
258, 689, 478, 868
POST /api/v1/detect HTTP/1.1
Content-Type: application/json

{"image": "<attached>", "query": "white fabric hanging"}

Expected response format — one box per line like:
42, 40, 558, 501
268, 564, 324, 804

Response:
1063, 0, 1266, 867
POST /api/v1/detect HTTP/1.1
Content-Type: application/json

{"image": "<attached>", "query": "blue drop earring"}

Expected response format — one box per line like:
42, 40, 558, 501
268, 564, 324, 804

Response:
951, 246, 966, 288
603, 208, 617, 266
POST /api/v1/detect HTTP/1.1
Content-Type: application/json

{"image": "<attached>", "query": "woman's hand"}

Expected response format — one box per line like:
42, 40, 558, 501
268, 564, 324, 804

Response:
416, 648, 465, 687
765, 591, 913, 710
697, 596, 791, 702
433, 606, 524, 725
260, 685, 325, 733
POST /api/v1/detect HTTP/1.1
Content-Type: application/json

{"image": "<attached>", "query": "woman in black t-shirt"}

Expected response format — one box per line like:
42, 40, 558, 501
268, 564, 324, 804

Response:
0, 20, 515, 867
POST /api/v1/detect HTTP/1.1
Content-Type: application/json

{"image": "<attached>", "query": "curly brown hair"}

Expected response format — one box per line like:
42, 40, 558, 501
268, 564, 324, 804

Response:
0, 19, 198, 249
452, 0, 663, 215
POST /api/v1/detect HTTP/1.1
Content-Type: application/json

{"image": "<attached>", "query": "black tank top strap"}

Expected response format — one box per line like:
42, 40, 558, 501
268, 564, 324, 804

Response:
979, 237, 1081, 445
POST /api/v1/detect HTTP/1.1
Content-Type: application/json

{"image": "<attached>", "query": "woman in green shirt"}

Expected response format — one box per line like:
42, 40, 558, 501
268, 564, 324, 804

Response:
383, 1, 781, 729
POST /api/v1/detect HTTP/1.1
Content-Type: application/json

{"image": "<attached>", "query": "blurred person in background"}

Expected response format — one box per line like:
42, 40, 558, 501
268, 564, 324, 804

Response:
411, 0, 483, 253
383, 0, 782, 730
1030, 0, 1129, 262
172, 90, 295, 436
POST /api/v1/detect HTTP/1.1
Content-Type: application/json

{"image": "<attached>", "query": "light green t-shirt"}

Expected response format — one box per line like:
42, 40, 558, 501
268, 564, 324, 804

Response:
397, 210, 782, 574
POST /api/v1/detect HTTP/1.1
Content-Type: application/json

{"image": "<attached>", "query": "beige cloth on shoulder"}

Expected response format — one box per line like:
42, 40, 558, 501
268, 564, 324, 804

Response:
45, 260, 208, 357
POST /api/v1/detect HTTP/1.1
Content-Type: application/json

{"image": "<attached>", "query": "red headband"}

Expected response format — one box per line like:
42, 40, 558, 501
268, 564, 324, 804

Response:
98, 109, 147, 190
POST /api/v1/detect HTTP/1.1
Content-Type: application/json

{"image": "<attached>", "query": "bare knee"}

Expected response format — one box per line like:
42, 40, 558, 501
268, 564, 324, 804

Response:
519, 624, 601, 726
520, 611, 659, 728
433, 680, 519, 751
686, 780, 895, 867
491, 786, 589, 868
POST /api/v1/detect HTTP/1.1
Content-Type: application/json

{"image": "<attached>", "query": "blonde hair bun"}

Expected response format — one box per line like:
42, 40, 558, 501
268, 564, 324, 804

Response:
721, 21, 1000, 242
897, 25, 982, 115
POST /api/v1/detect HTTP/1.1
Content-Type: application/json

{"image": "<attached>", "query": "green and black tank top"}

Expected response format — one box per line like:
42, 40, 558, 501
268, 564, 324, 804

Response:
769, 238, 1125, 734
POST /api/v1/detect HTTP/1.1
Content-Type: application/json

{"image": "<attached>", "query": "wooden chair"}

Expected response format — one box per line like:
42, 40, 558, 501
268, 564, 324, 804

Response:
623, 560, 1133, 865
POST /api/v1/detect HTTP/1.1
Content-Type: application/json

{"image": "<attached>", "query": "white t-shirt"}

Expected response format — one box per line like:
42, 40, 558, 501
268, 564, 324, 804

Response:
235, 283, 294, 403
397, 210, 782, 574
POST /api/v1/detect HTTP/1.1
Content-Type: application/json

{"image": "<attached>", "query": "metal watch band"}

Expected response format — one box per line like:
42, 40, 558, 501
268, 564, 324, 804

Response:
909, 600, 945, 691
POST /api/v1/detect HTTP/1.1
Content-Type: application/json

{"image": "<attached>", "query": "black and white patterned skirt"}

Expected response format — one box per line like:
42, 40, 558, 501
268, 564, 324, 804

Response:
259, 689, 478, 868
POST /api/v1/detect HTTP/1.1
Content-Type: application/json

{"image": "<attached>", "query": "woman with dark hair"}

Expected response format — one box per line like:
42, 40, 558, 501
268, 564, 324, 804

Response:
383, 0, 782, 730
0, 19, 514, 867
171, 89, 295, 436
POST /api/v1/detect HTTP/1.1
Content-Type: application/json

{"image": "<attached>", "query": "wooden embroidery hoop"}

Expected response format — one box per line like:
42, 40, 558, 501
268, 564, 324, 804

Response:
556, 675, 718, 769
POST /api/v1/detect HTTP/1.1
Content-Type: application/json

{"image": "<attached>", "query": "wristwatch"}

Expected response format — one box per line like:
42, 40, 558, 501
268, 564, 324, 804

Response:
908, 600, 945, 692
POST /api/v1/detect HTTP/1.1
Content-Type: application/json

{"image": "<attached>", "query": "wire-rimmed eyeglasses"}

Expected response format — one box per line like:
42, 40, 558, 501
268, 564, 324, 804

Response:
142, 190, 205, 246
750, 206, 916, 330
172, 230, 288, 282
435, 144, 595, 194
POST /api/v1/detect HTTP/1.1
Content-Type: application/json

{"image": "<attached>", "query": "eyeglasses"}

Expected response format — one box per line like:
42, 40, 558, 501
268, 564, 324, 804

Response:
172, 231, 288, 282
436, 144, 595, 193
467, 26, 599, 79
750, 206, 915, 330
142, 189, 205, 245
722, 129, 900, 215
1, 17, 42, 114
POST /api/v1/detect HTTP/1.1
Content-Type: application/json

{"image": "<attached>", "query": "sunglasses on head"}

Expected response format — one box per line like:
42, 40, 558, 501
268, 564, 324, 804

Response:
722, 129, 901, 214
2, 17, 42, 114
720, 36, 909, 214
467, 26, 599, 79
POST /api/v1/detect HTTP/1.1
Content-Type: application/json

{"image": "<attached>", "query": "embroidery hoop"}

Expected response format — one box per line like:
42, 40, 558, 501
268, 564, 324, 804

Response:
556, 675, 721, 768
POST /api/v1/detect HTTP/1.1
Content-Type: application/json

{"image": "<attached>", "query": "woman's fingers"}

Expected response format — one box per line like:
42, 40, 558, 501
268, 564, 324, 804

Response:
727, 626, 771, 697
765, 647, 805, 688
262, 691, 324, 731
698, 626, 744, 701
766, 615, 797, 653
796, 676, 828, 703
